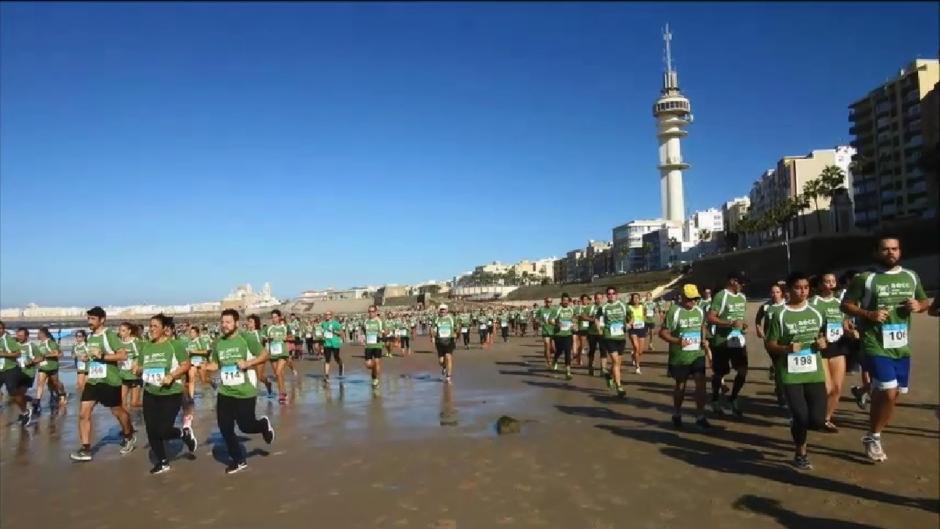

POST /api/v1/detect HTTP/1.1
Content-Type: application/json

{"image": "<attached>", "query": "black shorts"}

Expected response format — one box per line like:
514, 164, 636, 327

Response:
364, 348, 383, 360
1, 367, 30, 393
575, 330, 589, 337
81, 382, 123, 408
435, 339, 456, 357
629, 328, 648, 338
38, 369, 59, 377
324, 347, 340, 363
821, 342, 848, 359
401, 336, 410, 347
841, 337, 863, 372
122, 378, 142, 388
668, 356, 707, 380
712, 344, 748, 375
602, 339, 626, 355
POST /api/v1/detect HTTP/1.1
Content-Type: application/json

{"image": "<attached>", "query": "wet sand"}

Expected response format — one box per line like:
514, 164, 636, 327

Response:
1, 306, 937, 529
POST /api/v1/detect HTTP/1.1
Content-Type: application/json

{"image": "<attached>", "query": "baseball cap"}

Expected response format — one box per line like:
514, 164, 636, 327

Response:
438, 304, 448, 310
681, 284, 701, 299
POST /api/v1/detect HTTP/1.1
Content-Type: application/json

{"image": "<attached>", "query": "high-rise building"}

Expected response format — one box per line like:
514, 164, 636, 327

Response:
721, 196, 751, 237
611, 219, 667, 273
653, 24, 693, 224
849, 59, 939, 229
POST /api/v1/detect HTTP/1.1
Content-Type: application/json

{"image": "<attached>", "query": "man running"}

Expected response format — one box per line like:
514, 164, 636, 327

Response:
70, 306, 137, 462
574, 294, 592, 367
765, 271, 829, 471
432, 304, 457, 383
841, 235, 928, 462
659, 284, 711, 429
204, 309, 274, 474
265, 309, 291, 404
707, 271, 749, 417
321, 311, 344, 380
138, 313, 196, 474
549, 293, 576, 380
0, 321, 32, 426
537, 298, 555, 367
363, 305, 385, 389
15, 328, 40, 415
600, 287, 631, 398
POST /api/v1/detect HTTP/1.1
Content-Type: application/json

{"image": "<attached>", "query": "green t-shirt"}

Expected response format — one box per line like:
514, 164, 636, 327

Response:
363, 318, 384, 349
211, 331, 263, 398
433, 315, 456, 340
709, 289, 748, 346
644, 302, 658, 323
37, 339, 60, 372
321, 320, 343, 348
766, 303, 826, 385
664, 304, 706, 365
120, 339, 142, 380
86, 328, 128, 387
760, 301, 786, 335
73, 342, 90, 373
139, 339, 188, 396
20, 342, 38, 377
537, 307, 554, 336
0, 333, 22, 372
843, 267, 926, 359
809, 294, 846, 345
600, 301, 630, 341
266, 323, 289, 359
550, 306, 577, 337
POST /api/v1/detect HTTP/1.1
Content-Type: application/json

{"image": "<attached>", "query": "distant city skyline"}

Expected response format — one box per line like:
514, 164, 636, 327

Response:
2, 3, 938, 307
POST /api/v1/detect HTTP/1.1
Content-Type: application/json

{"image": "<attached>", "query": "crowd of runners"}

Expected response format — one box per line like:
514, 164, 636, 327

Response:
0, 235, 935, 475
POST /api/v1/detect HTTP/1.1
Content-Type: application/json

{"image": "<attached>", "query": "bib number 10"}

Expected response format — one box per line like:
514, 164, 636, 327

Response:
882, 324, 908, 349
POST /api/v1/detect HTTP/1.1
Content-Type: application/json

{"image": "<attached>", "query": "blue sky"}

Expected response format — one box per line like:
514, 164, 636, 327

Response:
1, 2, 937, 307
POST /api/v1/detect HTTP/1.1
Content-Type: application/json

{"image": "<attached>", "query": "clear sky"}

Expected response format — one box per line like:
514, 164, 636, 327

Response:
1, 2, 937, 307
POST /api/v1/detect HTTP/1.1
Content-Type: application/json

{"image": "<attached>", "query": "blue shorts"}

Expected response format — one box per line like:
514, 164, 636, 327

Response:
864, 355, 910, 393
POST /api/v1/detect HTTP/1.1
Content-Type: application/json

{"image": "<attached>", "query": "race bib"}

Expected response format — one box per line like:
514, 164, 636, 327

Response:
460, 327, 468, 333
609, 322, 625, 337
560, 320, 573, 332
39, 359, 49, 368
787, 349, 817, 374
221, 364, 245, 386
826, 323, 844, 343
680, 331, 702, 352
88, 361, 107, 379
580, 320, 590, 329
438, 327, 452, 339
479, 324, 487, 330
366, 333, 378, 345
646, 309, 655, 318
270, 342, 284, 356
882, 323, 908, 349
727, 330, 746, 348
632, 321, 646, 330
190, 356, 204, 366
121, 359, 134, 371
17, 356, 27, 368
324, 331, 334, 339
142, 367, 165, 386
501, 322, 508, 328
305, 333, 312, 339
76, 360, 87, 371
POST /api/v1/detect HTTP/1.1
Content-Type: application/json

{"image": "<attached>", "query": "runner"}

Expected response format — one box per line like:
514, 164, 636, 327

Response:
549, 293, 575, 380
499, 311, 510, 343
476, 311, 489, 347
118, 322, 143, 410
15, 328, 40, 415
840, 235, 929, 462
599, 287, 631, 398
574, 294, 591, 367
755, 283, 787, 408
321, 311, 344, 380
644, 294, 658, 352
627, 293, 648, 374
431, 304, 457, 383
838, 270, 870, 409
584, 293, 606, 377
35, 327, 68, 412
73, 330, 90, 395
765, 271, 829, 471
0, 322, 33, 426
706, 271, 750, 417
518, 306, 528, 337
265, 309, 291, 404
810, 272, 849, 432
244, 314, 274, 398
400, 316, 412, 355
537, 298, 555, 367
70, 306, 137, 462
137, 313, 196, 475
659, 284, 711, 428
363, 305, 385, 389
185, 326, 211, 400
204, 309, 274, 474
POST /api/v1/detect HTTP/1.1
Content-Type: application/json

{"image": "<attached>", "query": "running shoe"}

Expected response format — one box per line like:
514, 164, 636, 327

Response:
720, 384, 730, 395
791, 455, 813, 471
634, 367, 642, 375
862, 435, 887, 462
119, 434, 137, 455
616, 387, 626, 399
150, 461, 171, 475
260, 416, 275, 444
70, 447, 93, 462
32, 400, 41, 417
445, 376, 452, 384
181, 427, 197, 453
371, 378, 379, 389
19, 407, 32, 427
851, 386, 869, 410
822, 420, 839, 433
225, 461, 248, 475
552, 362, 558, 372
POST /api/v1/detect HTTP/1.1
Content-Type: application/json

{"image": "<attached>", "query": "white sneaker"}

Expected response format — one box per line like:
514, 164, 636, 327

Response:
862, 435, 887, 462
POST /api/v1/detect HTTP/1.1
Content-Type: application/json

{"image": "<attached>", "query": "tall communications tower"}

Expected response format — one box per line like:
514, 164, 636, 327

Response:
653, 24, 692, 225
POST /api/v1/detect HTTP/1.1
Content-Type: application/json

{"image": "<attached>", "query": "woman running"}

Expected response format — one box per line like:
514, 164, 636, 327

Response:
118, 322, 143, 409
73, 330, 90, 395
35, 327, 68, 410
627, 293, 648, 374
811, 272, 849, 432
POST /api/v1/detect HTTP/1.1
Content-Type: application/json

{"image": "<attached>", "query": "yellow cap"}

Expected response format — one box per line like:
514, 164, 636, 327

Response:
682, 284, 701, 299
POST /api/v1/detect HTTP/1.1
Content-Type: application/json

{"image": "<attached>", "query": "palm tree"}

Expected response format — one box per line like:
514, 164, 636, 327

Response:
802, 178, 825, 234
818, 165, 847, 233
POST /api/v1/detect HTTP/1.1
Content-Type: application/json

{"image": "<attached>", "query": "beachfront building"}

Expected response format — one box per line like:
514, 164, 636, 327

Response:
641, 224, 694, 270
611, 219, 668, 274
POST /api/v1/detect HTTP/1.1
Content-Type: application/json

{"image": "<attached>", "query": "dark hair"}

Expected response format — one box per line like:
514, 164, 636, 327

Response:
38, 326, 55, 342
222, 308, 240, 321
248, 314, 261, 328
560, 292, 570, 299
75, 330, 87, 338
86, 306, 106, 319
839, 269, 859, 287
16, 326, 29, 336
151, 313, 172, 328
189, 326, 201, 335
119, 321, 139, 338
271, 309, 282, 317
606, 287, 617, 293
786, 271, 810, 287
875, 233, 901, 250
